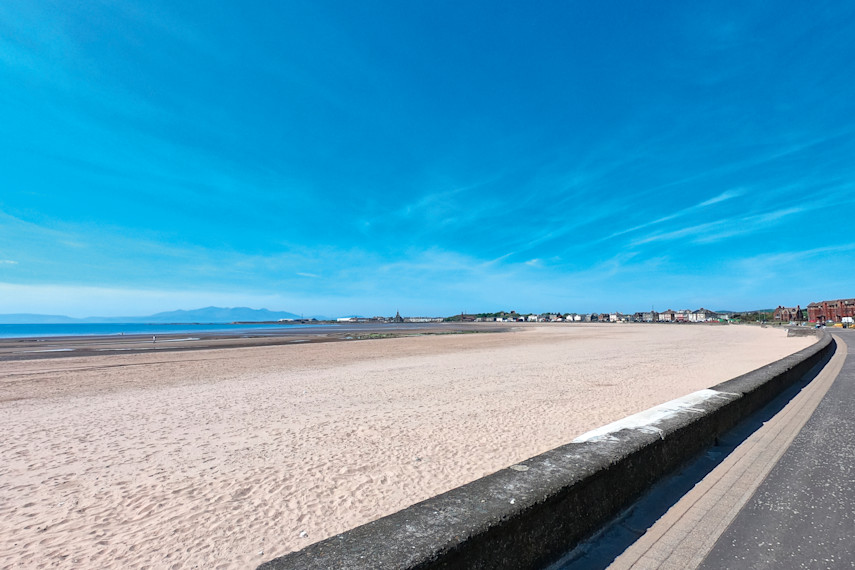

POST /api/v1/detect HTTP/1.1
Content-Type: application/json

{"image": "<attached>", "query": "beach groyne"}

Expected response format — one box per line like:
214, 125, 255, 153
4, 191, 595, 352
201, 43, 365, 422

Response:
258, 331, 834, 570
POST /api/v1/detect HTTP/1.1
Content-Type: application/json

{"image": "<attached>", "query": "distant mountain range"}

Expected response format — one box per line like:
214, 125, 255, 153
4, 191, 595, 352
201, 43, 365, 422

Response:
0, 306, 316, 324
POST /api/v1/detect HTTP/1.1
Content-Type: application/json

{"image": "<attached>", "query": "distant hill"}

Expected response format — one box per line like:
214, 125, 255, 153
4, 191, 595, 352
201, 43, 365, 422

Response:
0, 306, 304, 324
137, 306, 302, 323
0, 313, 81, 324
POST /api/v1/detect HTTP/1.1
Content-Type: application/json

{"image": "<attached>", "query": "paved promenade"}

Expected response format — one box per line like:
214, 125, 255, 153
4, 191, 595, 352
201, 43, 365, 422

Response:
560, 331, 855, 569
700, 330, 855, 569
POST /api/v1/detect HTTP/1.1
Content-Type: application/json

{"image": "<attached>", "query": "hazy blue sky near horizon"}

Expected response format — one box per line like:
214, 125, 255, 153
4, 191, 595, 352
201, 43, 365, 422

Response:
2, 1, 854, 317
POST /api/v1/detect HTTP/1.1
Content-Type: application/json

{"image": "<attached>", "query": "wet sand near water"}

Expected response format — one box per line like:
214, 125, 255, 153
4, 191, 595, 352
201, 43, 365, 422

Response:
0, 324, 814, 568
0, 322, 500, 362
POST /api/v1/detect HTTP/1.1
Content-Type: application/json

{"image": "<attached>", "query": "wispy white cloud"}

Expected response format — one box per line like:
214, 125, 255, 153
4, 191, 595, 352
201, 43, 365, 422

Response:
396, 187, 468, 221
0, 260, 18, 265
484, 251, 516, 265
737, 243, 855, 268
386, 177, 505, 230
751, 207, 805, 224
603, 189, 743, 243
631, 205, 806, 247
693, 207, 811, 244
723, 243, 855, 302
698, 190, 742, 207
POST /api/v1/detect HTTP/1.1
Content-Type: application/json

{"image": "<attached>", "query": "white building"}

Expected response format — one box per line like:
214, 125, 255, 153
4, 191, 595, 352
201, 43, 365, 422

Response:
659, 310, 676, 322
690, 308, 717, 322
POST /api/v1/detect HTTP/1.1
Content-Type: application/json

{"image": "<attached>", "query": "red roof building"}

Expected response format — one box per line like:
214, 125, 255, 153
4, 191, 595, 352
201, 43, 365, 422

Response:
807, 299, 855, 323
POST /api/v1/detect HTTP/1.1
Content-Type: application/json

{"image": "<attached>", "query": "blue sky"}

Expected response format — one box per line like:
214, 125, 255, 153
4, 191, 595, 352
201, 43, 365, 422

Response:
2, 1, 854, 317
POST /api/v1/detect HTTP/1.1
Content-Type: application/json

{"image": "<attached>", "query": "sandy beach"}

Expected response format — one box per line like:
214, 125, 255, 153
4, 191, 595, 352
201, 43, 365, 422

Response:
0, 324, 814, 569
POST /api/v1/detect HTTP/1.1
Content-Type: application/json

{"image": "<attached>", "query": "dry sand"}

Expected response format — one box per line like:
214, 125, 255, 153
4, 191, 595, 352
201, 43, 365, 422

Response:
0, 324, 814, 569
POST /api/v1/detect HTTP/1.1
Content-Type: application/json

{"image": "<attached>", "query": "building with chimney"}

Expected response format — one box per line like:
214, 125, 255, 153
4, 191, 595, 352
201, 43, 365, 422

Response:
773, 305, 805, 322
807, 299, 855, 323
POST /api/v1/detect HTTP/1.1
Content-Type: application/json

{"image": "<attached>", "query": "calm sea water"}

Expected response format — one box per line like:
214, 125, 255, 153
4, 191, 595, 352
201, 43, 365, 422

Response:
0, 323, 319, 339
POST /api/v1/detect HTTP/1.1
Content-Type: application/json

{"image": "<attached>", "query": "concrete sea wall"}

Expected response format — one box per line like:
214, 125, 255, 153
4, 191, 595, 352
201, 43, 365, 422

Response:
258, 331, 835, 570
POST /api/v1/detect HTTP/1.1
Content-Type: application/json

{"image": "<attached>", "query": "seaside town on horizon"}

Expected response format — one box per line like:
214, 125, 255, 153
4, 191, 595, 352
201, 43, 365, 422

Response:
8, 298, 852, 328
321, 297, 855, 327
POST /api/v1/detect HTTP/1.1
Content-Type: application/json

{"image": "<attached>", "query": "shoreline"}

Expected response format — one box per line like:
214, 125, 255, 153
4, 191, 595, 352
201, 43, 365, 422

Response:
0, 321, 791, 361
0, 322, 513, 361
